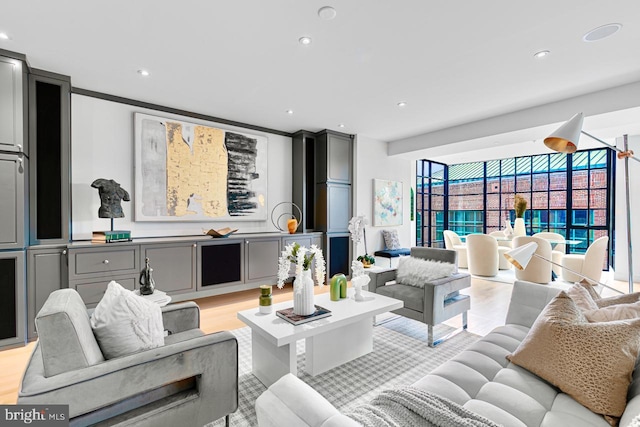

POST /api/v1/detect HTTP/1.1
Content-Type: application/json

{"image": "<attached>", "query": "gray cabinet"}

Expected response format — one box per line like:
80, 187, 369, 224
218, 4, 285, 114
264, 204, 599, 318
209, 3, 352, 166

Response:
0, 251, 25, 348
197, 240, 244, 290
315, 183, 351, 233
245, 237, 280, 283
0, 55, 26, 153
140, 242, 196, 295
315, 132, 352, 184
292, 131, 316, 231
28, 70, 71, 245
0, 153, 26, 250
27, 246, 67, 340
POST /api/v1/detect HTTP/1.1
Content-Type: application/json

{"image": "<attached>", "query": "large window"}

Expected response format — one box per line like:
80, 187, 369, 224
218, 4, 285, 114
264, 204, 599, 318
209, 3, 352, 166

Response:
416, 148, 615, 266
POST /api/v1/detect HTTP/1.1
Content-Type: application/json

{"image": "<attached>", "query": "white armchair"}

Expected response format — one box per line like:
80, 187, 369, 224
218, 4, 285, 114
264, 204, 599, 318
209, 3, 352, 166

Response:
466, 234, 499, 276
533, 232, 566, 276
443, 230, 468, 268
512, 236, 553, 284
561, 236, 609, 283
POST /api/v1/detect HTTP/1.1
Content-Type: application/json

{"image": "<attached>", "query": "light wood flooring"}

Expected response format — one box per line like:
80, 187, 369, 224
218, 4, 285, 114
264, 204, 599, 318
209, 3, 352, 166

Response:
0, 273, 633, 404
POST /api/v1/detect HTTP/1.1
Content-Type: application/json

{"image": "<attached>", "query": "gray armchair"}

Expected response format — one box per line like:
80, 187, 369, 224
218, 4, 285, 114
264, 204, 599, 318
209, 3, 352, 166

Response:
18, 289, 238, 427
369, 247, 471, 347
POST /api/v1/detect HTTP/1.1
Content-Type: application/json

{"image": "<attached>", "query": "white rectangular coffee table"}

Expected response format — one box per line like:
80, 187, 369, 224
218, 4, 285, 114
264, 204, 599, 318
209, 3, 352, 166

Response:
237, 290, 403, 387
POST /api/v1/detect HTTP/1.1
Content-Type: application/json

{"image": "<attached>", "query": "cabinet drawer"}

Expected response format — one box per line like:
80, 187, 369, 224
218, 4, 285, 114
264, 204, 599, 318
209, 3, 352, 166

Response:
70, 247, 139, 278
72, 276, 136, 307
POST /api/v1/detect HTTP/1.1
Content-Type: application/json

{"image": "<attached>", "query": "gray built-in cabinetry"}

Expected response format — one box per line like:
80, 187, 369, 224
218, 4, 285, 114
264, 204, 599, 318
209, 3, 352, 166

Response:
67, 233, 322, 307
27, 246, 67, 340
292, 129, 354, 279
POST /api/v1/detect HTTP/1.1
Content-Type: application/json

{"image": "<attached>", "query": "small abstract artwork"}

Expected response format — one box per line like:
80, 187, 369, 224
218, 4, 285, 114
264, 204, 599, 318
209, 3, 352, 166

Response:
373, 179, 403, 226
134, 113, 267, 221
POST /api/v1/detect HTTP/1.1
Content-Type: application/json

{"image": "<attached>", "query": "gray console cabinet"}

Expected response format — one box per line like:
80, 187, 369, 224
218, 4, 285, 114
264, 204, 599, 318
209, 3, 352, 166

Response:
27, 246, 67, 340
244, 237, 281, 283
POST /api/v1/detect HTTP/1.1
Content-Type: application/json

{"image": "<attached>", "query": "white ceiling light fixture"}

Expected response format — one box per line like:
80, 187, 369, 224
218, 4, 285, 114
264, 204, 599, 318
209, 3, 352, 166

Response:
298, 36, 312, 45
137, 69, 150, 77
397, 101, 407, 108
0, 32, 10, 40
318, 6, 337, 20
338, 123, 345, 128
286, 109, 294, 115
583, 23, 622, 42
533, 50, 550, 59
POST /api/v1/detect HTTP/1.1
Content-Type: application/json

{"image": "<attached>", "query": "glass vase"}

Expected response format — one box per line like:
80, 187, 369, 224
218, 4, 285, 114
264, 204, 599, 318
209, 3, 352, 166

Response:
293, 269, 315, 316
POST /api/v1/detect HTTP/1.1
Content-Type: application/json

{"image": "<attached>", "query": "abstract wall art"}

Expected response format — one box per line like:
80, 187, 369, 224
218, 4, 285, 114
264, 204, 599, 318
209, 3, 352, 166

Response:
134, 113, 267, 221
373, 179, 403, 226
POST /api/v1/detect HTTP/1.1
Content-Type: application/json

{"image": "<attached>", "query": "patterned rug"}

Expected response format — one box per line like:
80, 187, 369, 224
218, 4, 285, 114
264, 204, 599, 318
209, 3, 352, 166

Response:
209, 316, 480, 426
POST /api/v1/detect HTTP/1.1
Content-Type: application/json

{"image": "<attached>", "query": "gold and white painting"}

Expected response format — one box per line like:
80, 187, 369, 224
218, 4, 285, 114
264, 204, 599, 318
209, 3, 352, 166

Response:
134, 113, 267, 221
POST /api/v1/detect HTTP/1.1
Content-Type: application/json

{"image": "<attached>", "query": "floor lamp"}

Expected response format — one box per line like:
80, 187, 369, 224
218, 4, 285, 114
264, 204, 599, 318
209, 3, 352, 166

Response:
504, 242, 624, 295
544, 112, 639, 293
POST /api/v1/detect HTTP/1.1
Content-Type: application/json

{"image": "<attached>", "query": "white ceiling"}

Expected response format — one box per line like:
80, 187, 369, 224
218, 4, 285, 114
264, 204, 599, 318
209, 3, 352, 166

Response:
2, 1, 640, 159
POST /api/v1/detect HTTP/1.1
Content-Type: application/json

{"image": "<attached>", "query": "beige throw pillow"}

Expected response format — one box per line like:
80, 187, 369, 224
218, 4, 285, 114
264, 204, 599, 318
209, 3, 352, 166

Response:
583, 302, 640, 322
566, 283, 598, 311
507, 292, 640, 423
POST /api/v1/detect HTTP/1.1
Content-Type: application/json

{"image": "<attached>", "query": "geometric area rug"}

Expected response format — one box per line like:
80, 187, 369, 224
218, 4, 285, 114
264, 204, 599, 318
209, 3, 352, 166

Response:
209, 317, 480, 426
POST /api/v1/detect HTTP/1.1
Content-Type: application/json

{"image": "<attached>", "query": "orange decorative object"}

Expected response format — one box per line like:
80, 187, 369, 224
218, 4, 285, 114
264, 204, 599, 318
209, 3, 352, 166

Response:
617, 150, 635, 160
287, 218, 298, 234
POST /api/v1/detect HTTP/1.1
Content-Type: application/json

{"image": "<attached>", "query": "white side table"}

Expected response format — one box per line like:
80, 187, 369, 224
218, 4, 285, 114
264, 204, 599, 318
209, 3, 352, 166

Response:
133, 289, 172, 306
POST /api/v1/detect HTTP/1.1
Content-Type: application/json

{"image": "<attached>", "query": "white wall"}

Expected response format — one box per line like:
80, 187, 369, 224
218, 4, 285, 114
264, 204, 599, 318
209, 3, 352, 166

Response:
353, 135, 413, 258
614, 135, 640, 284
71, 94, 292, 239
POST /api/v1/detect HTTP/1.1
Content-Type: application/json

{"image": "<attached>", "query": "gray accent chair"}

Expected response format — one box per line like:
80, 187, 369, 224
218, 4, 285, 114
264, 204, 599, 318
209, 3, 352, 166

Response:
369, 247, 471, 347
18, 288, 238, 427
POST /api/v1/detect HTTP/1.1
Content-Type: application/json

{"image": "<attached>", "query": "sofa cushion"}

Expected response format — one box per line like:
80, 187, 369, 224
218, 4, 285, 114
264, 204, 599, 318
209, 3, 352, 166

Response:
90, 281, 165, 359
566, 283, 599, 311
507, 291, 640, 423
396, 256, 455, 288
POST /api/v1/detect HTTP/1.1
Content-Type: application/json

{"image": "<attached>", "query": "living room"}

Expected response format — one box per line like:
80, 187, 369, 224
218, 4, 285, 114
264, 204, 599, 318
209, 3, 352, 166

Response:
1, 2, 640, 426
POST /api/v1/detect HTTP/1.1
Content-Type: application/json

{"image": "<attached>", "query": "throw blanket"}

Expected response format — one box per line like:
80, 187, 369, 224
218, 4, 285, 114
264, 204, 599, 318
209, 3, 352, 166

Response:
346, 387, 501, 427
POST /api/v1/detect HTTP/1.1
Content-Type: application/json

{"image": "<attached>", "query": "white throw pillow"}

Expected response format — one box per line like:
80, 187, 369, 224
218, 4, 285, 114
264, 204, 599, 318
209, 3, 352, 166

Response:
382, 229, 401, 250
396, 256, 456, 288
91, 281, 164, 359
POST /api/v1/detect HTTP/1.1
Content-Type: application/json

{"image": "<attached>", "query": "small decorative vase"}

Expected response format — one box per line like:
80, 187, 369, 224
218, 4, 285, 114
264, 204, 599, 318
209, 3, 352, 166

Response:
259, 285, 272, 314
293, 269, 315, 316
503, 219, 514, 238
513, 217, 526, 237
330, 274, 346, 301
287, 218, 298, 234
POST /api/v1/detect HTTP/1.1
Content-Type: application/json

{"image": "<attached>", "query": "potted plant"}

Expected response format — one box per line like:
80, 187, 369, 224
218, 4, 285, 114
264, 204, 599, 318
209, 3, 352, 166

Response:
513, 194, 528, 236
348, 215, 375, 267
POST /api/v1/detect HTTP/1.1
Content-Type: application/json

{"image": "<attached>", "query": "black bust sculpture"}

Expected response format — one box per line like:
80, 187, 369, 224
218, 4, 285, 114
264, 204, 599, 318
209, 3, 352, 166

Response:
91, 178, 130, 218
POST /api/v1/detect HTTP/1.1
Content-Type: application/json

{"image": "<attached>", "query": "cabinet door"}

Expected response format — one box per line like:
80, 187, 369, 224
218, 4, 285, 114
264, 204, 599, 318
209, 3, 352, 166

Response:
327, 134, 352, 184
327, 183, 351, 233
0, 251, 25, 348
27, 247, 67, 340
140, 242, 196, 295
245, 237, 280, 282
0, 56, 25, 153
0, 153, 25, 250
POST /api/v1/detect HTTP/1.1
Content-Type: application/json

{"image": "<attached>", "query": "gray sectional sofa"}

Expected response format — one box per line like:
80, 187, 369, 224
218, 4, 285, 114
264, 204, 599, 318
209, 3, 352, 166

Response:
255, 280, 640, 427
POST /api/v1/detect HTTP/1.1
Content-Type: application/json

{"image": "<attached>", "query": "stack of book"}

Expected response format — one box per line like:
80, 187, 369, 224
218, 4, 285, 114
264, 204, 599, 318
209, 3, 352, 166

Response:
276, 305, 332, 325
92, 230, 132, 243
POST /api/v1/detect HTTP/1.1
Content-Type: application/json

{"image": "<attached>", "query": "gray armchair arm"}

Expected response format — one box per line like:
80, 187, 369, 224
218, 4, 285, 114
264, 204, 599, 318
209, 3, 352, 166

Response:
368, 269, 398, 291
161, 301, 200, 333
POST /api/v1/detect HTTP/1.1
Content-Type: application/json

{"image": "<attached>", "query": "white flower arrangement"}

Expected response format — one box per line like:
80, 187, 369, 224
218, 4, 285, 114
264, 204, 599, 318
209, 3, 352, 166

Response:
277, 243, 326, 292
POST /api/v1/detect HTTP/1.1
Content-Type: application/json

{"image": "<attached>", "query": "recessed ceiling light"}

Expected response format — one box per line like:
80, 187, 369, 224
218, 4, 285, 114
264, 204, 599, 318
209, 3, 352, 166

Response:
137, 69, 150, 76
338, 124, 345, 128
583, 23, 622, 42
0, 32, 10, 40
533, 50, 550, 59
286, 109, 294, 115
397, 101, 407, 107
298, 36, 312, 45
318, 6, 337, 20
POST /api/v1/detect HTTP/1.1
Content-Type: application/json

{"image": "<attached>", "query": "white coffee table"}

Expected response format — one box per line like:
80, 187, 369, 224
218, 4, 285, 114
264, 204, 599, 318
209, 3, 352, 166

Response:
237, 290, 403, 387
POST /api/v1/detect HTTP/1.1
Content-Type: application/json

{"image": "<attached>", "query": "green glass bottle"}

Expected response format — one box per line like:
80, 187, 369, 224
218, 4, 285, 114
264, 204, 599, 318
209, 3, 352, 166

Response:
259, 285, 272, 314
330, 273, 347, 301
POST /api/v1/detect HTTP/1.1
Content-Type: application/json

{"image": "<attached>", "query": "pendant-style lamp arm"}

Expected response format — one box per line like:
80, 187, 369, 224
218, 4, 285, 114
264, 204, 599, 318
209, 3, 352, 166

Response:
581, 130, 640, 163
